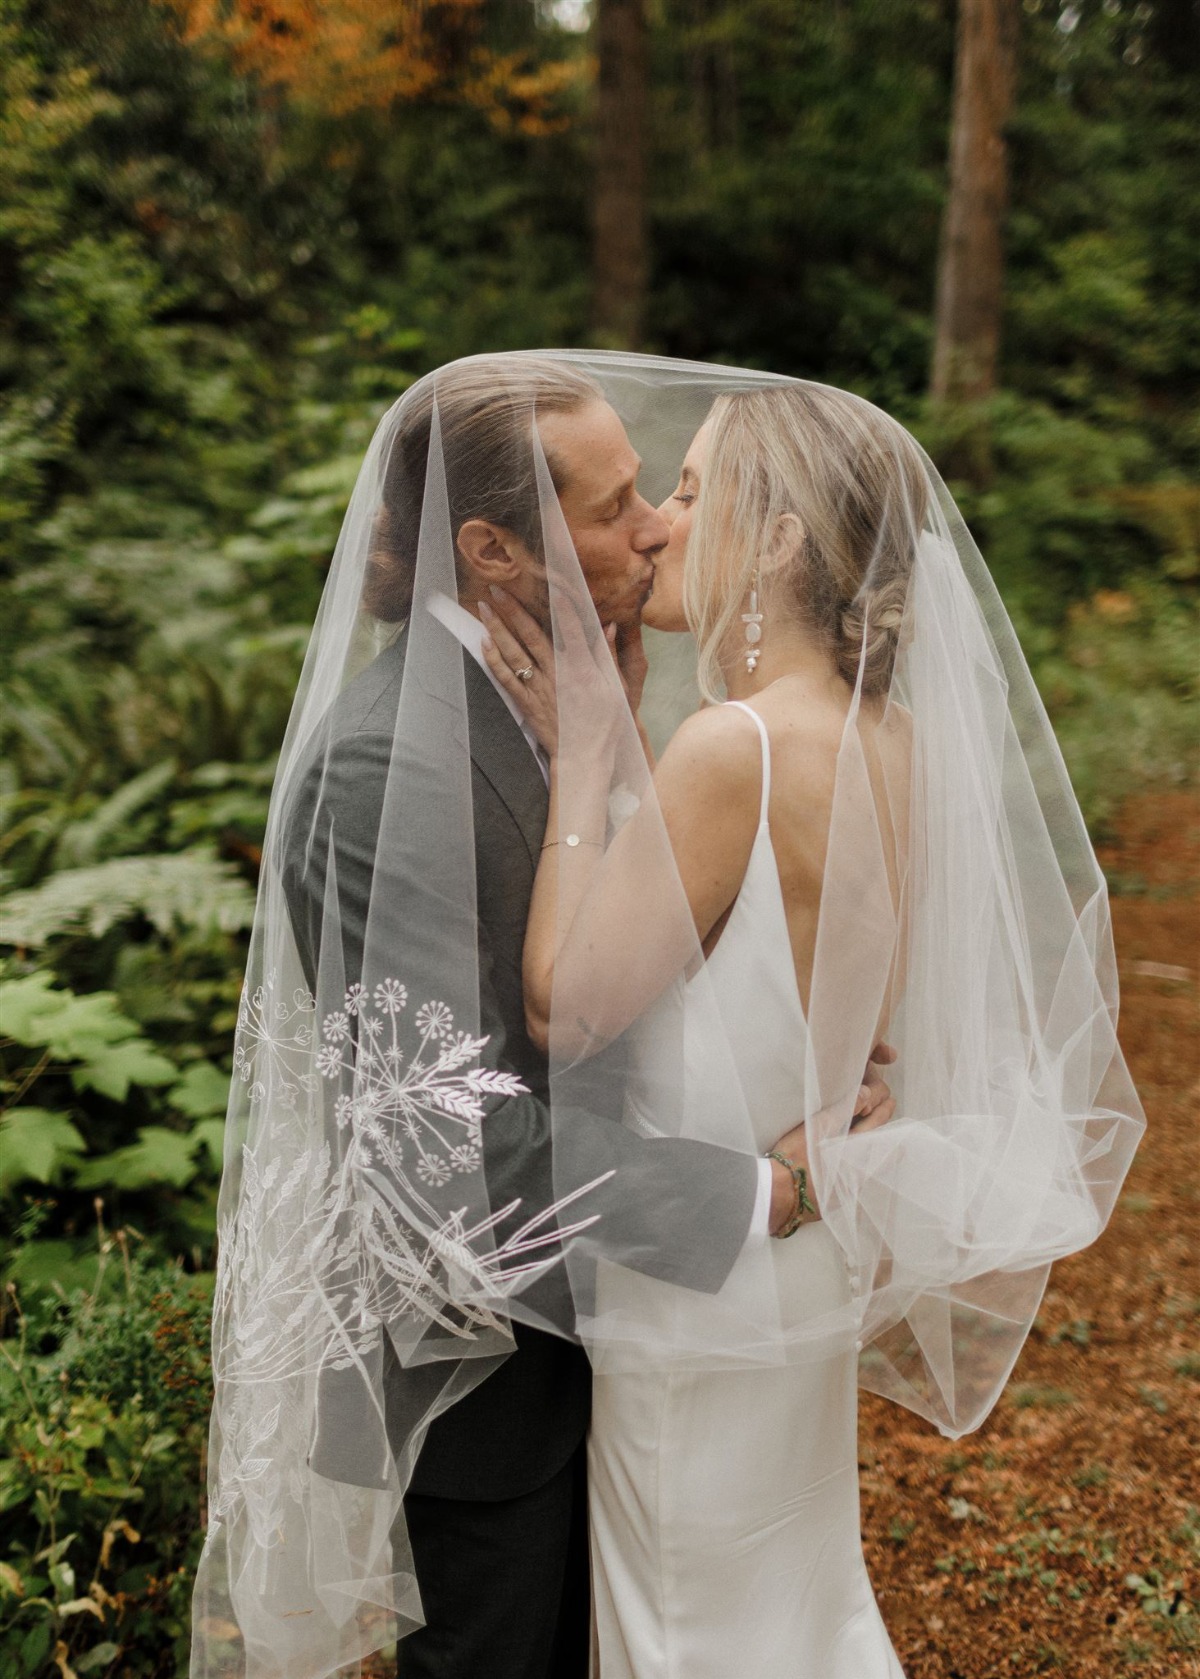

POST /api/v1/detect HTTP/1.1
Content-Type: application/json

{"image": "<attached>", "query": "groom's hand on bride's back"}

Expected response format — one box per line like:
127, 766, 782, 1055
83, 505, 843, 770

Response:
853, 1041, 898, 1130
765, 1043, 898, 1234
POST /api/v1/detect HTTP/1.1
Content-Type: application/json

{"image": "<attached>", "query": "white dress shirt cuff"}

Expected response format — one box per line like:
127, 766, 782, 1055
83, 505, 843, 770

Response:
745, 1156, 774, 1246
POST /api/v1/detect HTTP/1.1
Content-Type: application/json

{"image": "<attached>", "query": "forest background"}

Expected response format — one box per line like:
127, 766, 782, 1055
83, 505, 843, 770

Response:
0, 1, 1196, 1676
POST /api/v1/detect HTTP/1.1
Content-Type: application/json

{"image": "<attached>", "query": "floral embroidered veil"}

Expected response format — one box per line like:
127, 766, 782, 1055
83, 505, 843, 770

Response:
190, 352, 1144, 1679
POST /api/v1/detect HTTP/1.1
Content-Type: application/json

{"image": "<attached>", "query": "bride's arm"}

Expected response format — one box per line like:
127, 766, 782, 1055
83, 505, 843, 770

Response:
528, 707, 762, 1054
480, 593, 761, 1055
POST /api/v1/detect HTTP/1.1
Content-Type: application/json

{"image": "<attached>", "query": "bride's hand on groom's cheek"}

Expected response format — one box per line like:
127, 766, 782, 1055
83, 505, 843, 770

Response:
480, 589, 561, 756
484, 585, 629, 761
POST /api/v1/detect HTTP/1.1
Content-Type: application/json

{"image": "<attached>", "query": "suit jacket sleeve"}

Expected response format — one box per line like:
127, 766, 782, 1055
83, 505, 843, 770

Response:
280, 725, 759, 1310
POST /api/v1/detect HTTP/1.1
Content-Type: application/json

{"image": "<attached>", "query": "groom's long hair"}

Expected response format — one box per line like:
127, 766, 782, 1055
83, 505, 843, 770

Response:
363, 355, 601, 622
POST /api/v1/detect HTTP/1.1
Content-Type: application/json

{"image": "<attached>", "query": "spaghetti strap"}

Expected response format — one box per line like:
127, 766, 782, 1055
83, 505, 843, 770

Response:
725, 700, 772, 827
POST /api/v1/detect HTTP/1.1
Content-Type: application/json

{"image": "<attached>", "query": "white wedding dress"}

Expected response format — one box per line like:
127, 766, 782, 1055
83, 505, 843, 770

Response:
587, 702, 905, 1679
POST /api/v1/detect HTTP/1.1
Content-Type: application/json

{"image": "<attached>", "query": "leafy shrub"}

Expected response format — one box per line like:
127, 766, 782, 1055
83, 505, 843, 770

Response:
1035, 578, 1200, 832
0, 1238, 212, 1679
916, 394, 1200, 832
0, 972, 230, 1281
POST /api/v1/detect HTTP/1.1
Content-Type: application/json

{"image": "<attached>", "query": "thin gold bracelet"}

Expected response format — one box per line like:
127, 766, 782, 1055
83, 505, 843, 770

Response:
540, 834, 603, 852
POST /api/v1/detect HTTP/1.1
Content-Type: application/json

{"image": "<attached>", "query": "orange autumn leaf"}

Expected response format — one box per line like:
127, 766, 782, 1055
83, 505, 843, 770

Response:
159, 0, 584, 130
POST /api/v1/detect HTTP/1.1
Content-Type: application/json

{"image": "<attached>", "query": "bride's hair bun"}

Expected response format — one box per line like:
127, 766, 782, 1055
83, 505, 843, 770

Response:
685, 384, 930, 702
837, 574, 911, 697
362, 357, 600, 623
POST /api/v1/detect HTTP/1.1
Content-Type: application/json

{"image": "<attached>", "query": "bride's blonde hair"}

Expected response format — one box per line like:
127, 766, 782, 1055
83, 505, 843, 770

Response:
684, 384, 930, 703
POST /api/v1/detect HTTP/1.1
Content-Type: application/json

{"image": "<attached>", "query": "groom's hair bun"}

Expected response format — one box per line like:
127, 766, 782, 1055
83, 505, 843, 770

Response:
687, 384, 930, 703
362, 356, 602, 623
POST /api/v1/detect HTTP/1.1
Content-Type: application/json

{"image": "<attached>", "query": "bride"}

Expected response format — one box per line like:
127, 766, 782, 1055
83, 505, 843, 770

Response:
482, 382, 913, 1676
480, 378, 1138, 1677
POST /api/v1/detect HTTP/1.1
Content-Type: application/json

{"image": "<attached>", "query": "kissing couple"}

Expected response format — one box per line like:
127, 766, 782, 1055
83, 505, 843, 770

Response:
191, 353, 1142, 1679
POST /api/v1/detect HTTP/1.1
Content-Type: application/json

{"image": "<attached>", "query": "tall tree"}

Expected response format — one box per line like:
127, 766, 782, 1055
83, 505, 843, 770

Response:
592, 0, 648, 346
1149, 0, 1200, 75
930, 0, 1020, 406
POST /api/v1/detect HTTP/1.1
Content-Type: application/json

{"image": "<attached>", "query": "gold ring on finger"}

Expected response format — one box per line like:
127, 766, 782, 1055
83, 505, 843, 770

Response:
515, 667, 535, 684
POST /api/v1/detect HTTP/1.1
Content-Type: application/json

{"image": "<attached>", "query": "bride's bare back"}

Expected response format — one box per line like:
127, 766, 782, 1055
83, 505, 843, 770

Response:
717, 679, 911, 1019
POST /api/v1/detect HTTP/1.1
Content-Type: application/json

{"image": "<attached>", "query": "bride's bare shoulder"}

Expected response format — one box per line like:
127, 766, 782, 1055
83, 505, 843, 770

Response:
653, 703, 765, 808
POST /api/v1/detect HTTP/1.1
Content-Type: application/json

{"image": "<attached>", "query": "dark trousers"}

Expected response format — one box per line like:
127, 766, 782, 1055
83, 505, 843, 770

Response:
396, 1445, 590, 1679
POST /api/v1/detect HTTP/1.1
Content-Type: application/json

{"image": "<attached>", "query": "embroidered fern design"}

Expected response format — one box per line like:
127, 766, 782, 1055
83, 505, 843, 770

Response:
208, 973, 607, 1545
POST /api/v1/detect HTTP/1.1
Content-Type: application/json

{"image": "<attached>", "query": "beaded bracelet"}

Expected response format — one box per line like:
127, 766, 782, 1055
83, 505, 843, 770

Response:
765, 1149, 819, 1239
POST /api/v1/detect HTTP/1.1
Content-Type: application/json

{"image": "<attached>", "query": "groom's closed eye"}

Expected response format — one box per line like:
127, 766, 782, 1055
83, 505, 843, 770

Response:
588, 463, 642, 522
597, 491, 632, 522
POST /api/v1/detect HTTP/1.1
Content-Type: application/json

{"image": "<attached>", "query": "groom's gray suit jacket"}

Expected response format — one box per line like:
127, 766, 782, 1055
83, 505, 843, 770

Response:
280, 624, 757, 1502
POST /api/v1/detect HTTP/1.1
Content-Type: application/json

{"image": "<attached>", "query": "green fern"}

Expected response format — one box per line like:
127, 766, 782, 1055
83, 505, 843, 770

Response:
0, 847, 255, 946
53, 759, 178, 868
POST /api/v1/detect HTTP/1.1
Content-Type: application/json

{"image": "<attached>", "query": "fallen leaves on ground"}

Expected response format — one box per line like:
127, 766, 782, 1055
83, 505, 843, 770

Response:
861, 790, 1200, 1678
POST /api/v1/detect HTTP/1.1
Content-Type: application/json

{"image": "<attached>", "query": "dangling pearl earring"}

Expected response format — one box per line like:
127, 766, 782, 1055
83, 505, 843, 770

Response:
742, 569, 763, 675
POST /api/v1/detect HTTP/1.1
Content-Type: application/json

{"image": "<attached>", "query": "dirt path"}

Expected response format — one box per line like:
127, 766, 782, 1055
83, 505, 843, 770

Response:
861, 791, 1200, 1677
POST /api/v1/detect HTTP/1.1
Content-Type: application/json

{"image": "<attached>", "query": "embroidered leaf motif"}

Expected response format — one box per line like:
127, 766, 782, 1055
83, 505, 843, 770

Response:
206, 972, 609, 1553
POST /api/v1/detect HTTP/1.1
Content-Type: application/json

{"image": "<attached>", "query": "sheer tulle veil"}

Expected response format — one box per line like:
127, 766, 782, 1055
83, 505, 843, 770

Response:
190, 350, 1143, 1678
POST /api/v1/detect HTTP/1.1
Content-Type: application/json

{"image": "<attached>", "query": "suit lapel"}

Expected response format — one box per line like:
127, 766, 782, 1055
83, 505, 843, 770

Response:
392, 616, 548, 868
461, 655, 549, 868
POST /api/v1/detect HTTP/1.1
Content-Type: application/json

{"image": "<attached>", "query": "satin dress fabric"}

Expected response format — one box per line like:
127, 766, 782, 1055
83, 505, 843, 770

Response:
587, 703, 906, 1679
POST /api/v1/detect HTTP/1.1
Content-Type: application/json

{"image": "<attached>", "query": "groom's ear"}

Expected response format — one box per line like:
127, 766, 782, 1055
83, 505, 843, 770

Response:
457, 518, 535, 587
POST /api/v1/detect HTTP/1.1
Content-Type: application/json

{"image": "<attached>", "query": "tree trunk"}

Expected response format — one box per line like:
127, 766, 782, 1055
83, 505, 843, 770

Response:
592, 0, 648, 348
1149, 0, 1200, 75
930, 0, 1020, 407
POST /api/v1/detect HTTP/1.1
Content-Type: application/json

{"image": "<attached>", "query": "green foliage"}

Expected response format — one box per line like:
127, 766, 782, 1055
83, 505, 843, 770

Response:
1033, 579, 1200, 831
2, 972, 178, 1100
75, 1127, 201, 1193
0, 851, 255, 947
0, 1240, 212, 1679
0, 973, 231, 1277
0, 1110, 86, 1192
1125, 1570, 1198, 1653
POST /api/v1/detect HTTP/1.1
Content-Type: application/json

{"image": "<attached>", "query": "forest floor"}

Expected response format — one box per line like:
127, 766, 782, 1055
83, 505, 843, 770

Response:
861, 788, 1200, 1678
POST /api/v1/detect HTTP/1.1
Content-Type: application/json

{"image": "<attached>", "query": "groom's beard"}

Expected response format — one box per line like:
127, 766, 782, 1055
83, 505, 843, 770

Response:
586, 571, 656, 629
534, 550, 655, 630
536, 575, 650, 630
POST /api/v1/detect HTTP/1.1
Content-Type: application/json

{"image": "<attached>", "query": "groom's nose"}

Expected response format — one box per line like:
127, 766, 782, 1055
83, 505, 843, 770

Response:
632, 498, 670, 559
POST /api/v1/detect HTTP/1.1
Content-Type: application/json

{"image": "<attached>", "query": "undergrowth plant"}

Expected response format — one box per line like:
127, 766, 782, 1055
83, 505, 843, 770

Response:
0, 1226, 212, 1679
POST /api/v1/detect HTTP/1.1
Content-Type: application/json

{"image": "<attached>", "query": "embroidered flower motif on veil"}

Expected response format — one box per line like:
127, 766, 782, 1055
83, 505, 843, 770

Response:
415, 1000, 454, 1039
208, 972, 610, 1549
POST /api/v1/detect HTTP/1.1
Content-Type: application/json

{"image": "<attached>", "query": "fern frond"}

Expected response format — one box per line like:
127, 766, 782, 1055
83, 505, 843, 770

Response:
0, 847, 256, 946
55, 759, 178, 868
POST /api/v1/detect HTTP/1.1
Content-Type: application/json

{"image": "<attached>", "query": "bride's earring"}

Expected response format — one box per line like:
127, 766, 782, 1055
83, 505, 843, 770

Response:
742, 570, 763, 675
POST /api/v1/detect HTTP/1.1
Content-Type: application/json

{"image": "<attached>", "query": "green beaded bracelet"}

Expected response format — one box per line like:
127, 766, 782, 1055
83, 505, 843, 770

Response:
765, 1149, 818, 1239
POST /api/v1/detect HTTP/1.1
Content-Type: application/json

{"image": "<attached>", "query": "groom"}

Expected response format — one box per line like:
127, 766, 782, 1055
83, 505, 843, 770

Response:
282, 357, 895, 1679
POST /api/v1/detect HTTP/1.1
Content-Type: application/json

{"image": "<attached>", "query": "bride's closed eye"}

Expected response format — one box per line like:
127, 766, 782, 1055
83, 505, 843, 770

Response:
673, 490, 696, 507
